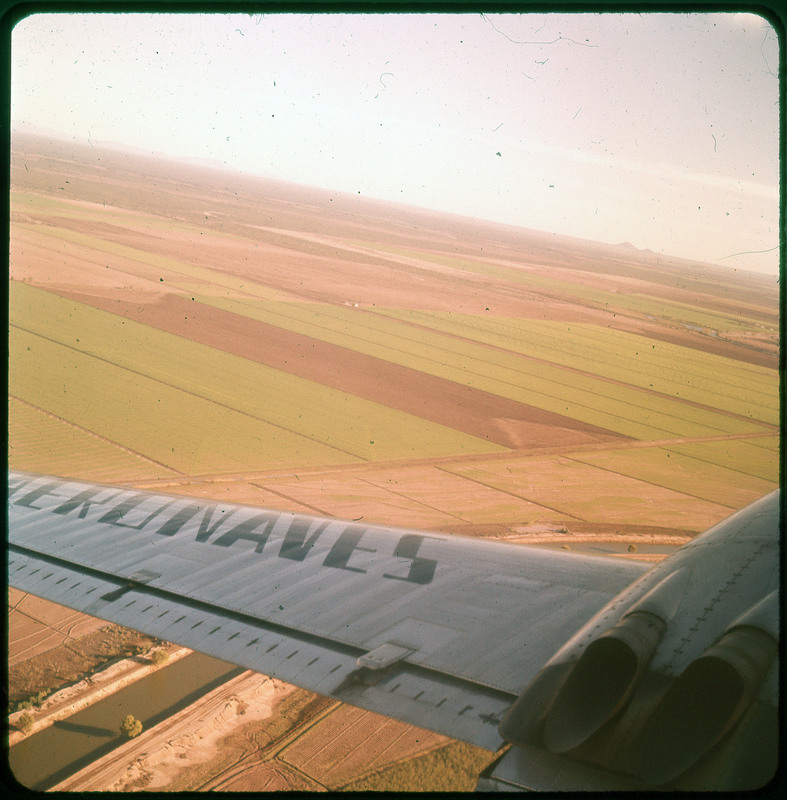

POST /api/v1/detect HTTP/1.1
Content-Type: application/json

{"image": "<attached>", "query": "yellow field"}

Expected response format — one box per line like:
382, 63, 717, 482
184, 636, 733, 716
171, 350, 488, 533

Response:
9, 282, 503, 473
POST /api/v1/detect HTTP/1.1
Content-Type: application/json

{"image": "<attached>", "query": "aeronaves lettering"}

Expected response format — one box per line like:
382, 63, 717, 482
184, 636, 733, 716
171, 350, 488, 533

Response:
13, 481, 66, 509
212, 513, 274, 554
11, 479, 438, 585
98, 493, 175, 530
322, 526, 376, 574
279, 519, 332, 561
384, 533, 437, 585
155, 503, 233, 542
54, 487, 118, 519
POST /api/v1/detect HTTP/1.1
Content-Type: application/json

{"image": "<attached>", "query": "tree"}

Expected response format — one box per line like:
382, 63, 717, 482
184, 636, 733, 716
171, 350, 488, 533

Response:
120, 714, 143, 738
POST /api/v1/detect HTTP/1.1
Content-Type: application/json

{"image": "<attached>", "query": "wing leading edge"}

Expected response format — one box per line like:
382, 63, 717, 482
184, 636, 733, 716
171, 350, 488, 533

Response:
7, 471, 647, 750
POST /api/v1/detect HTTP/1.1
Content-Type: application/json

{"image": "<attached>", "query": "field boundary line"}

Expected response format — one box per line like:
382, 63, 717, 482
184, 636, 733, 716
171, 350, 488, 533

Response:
365, 308, 779, 429
247, 481, 332, 518
8, 394, 183, 477
434, 465, 585, 521
561, 454, 741, 509
356, 476, 471, 525
11, 325, 366, 464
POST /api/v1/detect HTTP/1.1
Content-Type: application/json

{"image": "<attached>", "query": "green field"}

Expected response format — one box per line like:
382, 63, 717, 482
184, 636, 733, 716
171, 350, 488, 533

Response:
378, 310, 779, 425
663, 437, 780, 483
358, 241, 774, 334
9, 282, 502, 473
8, 397, 177, 482
194, 294, 774, 442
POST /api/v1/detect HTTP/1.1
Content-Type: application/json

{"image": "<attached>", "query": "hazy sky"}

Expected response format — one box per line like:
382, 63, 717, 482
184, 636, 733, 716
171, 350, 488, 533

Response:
11, 11, 780, 274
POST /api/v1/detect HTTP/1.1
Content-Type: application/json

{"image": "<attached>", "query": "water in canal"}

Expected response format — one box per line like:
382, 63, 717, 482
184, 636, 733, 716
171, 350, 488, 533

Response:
525, 541, 680, 557
9, 652, 243, 790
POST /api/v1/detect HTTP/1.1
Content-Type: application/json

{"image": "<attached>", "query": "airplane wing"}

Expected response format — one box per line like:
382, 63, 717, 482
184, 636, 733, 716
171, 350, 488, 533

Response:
8, 471, 646, 750
7, 471, 779, 790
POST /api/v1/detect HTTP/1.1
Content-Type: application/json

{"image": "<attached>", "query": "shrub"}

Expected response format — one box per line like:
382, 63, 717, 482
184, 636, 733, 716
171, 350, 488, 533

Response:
120, 714, 143, 738
151, 650, 169, 666
17, 713, 34, 734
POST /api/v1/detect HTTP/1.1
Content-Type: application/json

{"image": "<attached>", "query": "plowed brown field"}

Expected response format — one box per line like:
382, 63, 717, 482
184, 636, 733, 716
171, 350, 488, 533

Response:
60, 290, 622, 451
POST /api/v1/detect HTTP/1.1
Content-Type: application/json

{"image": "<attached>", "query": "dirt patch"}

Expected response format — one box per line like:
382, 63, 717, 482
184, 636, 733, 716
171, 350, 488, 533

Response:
7, 622, 159, 708
8, 588, 108, 667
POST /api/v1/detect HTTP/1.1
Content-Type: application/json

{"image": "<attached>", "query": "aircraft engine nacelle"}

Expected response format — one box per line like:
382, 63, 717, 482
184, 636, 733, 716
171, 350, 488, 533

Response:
483, 491, 780, 792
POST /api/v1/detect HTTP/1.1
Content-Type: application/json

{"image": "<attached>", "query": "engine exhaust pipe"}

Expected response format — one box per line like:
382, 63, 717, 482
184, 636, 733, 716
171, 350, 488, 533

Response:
634, 591, 778, 785
540, 567, 690, 753
542, 609, 664, 753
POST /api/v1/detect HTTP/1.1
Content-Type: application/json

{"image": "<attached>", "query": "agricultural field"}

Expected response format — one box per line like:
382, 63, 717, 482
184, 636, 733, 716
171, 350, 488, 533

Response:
8, 133, 780, 790
366, 241, 775, 334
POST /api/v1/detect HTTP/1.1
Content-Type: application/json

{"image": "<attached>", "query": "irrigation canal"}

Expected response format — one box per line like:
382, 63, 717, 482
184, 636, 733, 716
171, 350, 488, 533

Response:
9, 652, 243, 790
525, 540, 681, 557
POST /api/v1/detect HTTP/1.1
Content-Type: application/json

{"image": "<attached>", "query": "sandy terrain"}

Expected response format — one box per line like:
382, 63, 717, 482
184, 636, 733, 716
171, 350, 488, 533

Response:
50, 670, 298, 791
